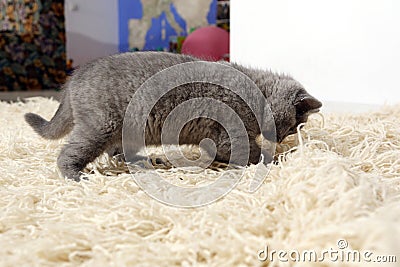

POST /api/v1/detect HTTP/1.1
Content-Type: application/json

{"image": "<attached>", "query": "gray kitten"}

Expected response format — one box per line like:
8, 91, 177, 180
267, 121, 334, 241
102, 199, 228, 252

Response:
25, 52, 322, 181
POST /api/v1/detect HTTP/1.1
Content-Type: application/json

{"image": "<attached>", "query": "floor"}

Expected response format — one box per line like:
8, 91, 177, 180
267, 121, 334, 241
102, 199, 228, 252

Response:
1, 97, 398, 266
0, 91, 61, 102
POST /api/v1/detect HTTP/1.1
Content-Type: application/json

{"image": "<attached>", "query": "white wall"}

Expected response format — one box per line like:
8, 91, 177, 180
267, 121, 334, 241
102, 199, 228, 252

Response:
65, 0, 119, 66
231, 0, 400, 105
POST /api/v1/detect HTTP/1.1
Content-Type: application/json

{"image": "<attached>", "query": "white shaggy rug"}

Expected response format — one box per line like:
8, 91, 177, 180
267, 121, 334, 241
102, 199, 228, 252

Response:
0, 98, 399, 267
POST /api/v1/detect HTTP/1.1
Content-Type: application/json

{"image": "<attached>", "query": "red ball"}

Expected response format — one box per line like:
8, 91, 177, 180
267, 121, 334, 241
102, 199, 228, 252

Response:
181, 26, 229, 61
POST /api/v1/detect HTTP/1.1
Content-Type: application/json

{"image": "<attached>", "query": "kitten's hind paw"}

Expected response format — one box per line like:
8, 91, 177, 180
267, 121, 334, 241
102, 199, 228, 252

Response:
63, 171, 88, 182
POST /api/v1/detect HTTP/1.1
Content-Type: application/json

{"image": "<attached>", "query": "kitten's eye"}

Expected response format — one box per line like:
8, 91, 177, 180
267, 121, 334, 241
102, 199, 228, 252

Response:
287, 126, 297, 135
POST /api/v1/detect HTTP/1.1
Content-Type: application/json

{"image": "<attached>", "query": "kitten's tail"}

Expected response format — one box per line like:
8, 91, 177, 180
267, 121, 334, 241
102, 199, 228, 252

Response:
25, 91, 73, 140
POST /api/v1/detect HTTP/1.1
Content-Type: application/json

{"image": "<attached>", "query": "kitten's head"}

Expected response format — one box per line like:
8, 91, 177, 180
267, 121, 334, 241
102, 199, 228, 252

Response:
259, 75, 322, 143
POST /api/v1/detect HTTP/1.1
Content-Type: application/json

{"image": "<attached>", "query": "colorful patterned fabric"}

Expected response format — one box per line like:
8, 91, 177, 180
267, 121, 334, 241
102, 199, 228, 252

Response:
0, 0, 66, 91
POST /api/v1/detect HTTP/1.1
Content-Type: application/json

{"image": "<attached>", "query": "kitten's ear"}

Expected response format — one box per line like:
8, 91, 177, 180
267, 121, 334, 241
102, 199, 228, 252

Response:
294, 94, 322, 115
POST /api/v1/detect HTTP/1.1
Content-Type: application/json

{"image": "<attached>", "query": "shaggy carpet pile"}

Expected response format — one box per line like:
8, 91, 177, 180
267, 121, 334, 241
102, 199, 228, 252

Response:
0, 98, 399, 267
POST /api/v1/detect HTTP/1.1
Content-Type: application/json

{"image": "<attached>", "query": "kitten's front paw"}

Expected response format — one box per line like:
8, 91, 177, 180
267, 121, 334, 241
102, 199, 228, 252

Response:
136, 159, 153, 169
150, 156, 173, 169
64, 171, 87, 182
66, 174, 82, 182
